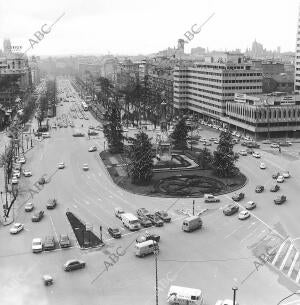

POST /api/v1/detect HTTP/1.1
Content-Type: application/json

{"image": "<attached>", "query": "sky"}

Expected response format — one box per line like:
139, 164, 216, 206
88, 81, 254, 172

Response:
0, 0, 299, 56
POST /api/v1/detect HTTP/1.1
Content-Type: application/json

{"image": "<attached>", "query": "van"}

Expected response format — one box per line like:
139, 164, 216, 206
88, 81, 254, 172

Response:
167, 285, 203, 305
182, 216, 202, 232
135, 240, 158, 257
121, 213, 141, 231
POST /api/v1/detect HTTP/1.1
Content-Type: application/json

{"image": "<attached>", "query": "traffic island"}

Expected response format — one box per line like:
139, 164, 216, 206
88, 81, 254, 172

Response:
66, 211, 104, 249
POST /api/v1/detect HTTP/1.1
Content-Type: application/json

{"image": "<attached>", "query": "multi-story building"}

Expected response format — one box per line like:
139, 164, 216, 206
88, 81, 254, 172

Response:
295, 6, 300, 93
173, 52, 263, 121
224, 92, 300, 138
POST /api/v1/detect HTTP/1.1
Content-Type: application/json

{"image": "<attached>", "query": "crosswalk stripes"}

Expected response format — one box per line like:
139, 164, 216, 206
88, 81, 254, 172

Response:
280, 244, 294, 271
288, 252, 299, 277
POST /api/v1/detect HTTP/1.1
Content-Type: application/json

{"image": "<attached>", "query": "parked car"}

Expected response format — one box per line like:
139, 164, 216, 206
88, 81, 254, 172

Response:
155, 210, 171, 222
238, 210, 251, 220
147, 214, 164, 227
246, 148, 254, 154
270, 184, 280, 192
38, 177, 46, 185
239, 150, 247, 156
88, 146, 97, 152
13, 170, 20, 178
44, 236, 55, 251
64, 259, 86, 271
271, 143, 280, 148
282, 171, 290, 178
259, 163, 266, 169
223, 204, 239, 216
255, 185, 264, 193
136, 232, 160, 243
32, 238, 43, 253
272, 172, 281, 179
10, 223, 24, 234
274, 195, 287, 205
108, 227, 122, 238
73, 132, 84, 137
46, 198, 57, 209
25, 202, 34, 212
244, 200, 256, 210
59, 234, 71, 248
277, 175, 285, 183
279, 142, 292, 147
114, 207, 125, 219
58, 162, 65, 169
82, 164, 89, 171
232, 192, 244, 202
32, 210, 44, 222
11, 177, 18, 184
18, 157, 26, 164
252, 152, 261, 158
138, 216, 153, 227
23, 169, 32, 177
136, 208, 151, 218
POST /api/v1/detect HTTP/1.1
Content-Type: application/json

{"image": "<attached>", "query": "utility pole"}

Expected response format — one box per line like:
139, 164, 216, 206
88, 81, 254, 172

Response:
154, 244, 159, 305
192, 200, 195, 216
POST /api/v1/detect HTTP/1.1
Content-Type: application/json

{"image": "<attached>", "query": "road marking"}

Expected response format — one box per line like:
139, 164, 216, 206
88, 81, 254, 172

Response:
280, 244, 294, 271
296, 268, 300, 283
224, 228, 239, 239
288, 252, 299, 277
247, 222, 256, 229
272, 239, 291, 266
73, 204, 78, 209
49, 215, 60, 247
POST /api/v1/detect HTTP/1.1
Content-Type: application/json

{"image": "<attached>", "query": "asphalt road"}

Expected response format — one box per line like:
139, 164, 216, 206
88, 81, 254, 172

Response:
1, 79, 300, 305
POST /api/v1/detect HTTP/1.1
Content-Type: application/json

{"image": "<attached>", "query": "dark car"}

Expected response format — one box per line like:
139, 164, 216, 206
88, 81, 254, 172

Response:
38, 177, 46, 185
138, 216, 152, 227
64, 259, 86, 271
255, 185, 264, 193
32, 210, 44, 222
155, 210, 171, 223
272, 172, 281, 179
147, 214, 164, 227
246, 148, 254, 154
46, 198, 57, 209
136, 208, 151, 218
72, 132, 84, 137
223, 204, 239, 216
270, 184, 280, 192
136, 232, 160, 243
232, 192, 245, 202
88, 130, 98, 136
274, 195, 287, 205
247, 142, 260, 149
59, 234, 71, 248
44, 236, 55, 251
108, 227, 122, 238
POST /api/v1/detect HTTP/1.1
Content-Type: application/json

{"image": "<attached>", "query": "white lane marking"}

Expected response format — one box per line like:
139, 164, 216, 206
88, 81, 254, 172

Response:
73, 205, 78, 209
49, 215, 59, 246
288, 252, 299, 277
247, 222, 256, 229
272, 239, 291, 265
224, 228, 240, 239
280, 244, 295, 271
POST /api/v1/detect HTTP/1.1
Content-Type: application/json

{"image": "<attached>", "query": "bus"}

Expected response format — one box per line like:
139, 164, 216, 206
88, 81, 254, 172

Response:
81, 101, 88, 111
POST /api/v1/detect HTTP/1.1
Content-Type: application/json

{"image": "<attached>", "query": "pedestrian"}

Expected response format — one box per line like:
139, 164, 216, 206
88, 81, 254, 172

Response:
279, 146, 281, 153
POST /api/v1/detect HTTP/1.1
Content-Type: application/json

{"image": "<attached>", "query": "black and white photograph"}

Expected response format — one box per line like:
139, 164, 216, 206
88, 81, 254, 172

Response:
1, 0, 300, 304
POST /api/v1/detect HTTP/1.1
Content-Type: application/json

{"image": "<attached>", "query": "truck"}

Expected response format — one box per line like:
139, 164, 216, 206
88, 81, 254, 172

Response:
121, 213, 141, 231
182, 216, 202, 232
167, 285, 204, 305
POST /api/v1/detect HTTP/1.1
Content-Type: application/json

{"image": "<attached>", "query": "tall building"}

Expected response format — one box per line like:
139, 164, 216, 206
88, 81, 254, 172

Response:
173, 52, 262, 122
295, 6, 300, 93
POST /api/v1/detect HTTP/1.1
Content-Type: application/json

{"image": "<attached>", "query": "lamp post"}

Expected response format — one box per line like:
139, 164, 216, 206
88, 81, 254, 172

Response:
232, 286, 238, 305
154, 244, 159, 305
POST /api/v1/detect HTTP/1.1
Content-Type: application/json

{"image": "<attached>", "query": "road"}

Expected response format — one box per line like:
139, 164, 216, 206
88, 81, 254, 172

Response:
1, 79, 300, 305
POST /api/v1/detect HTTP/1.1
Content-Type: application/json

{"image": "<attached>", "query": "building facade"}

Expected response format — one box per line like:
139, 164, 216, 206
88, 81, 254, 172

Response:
295, 6, 300, 93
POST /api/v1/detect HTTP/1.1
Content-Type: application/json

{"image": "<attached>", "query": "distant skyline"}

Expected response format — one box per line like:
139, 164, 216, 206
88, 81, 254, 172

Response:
0, 0, 299, 57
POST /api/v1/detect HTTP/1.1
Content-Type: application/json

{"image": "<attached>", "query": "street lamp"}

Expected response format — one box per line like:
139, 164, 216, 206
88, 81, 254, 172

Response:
277, 290, 300, 305
232, 286, 238, 305
154, 244, 159, 305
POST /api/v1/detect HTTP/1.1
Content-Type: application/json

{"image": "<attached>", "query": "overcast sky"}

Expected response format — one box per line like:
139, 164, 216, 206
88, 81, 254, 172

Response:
0, 0, 299, 56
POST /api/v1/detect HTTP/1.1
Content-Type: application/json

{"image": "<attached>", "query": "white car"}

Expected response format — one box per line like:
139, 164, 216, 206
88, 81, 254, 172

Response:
252, 152, 261, 158
282, 171, 290, 178
58, 162, 65, 169
25, 202, 34, 212
238, 210, 250, 220
11, 177, 19, 184
23, 169, 32, 177
82, 164, 89, 171
13, 170, 20, 178
10, 223, 24, 234
277, 175, 285, 183
32, 238, 43, 253
18, 157, 26, 164
88, 146, 97, 152
270, 143, 280, 148
239, 150, 247, 156
42, 132, 50, 138
259, 163, 266, 169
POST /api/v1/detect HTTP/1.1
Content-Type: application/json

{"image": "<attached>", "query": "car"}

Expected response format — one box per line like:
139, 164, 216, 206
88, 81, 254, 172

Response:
274, 195, 287, 205
18, 157, 26, 164
247, 142, 260, 149
136, 208, 151, 218
32, 238, 43, 253
59, 234, 71, 248
155, 210, 171, 222
147, 214, 164, 227
138, 216, 153, 227
245, 201, 256, 210
214, 140, 219, 144
282, 171, 290, 178
223, 204, 239, 216
259, 163, 266, 169
279, 141, 292, 147
64, 259, 86, 271
239, 150, 247, 156
13, 163, 21, 171
204, 194, 220, 203
232, 192, 244, 202
108, 227, 122, 238
88, 146, 97, 152
272, 172, 281, 179
32, 210, 44, 222
42, 132, 50, 138
88, 130, 98, 136
82, 164, 89, 171
44, 236, 55, 251
255, 185, 264, 193
46, 198, 57, 209
13, 170, 20, 178
11, 177, 18, 184
23, 169, 32, 177
72, 132, 84, 137
58, 162, 65, 169
25, 202, 34, 212
136, 232, 160, 243
114, 207, 125, 219
252, 152, 261, 158
277, 175, 284, 183
271, 143, 280, 148
38, 177, 46, 185
246, 148, 254, 154
10, 223, 24, 234
270, 184, 280, 192
203, 142, 212, 146
238, 210, 251, 220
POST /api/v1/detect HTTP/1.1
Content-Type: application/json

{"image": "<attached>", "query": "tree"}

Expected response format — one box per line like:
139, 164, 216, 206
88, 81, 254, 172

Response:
171, 118, 188, 150
103, 102, 124, 154
128, 131, 153, 184
197, 148, 213, 169
212, 130, 239, 177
